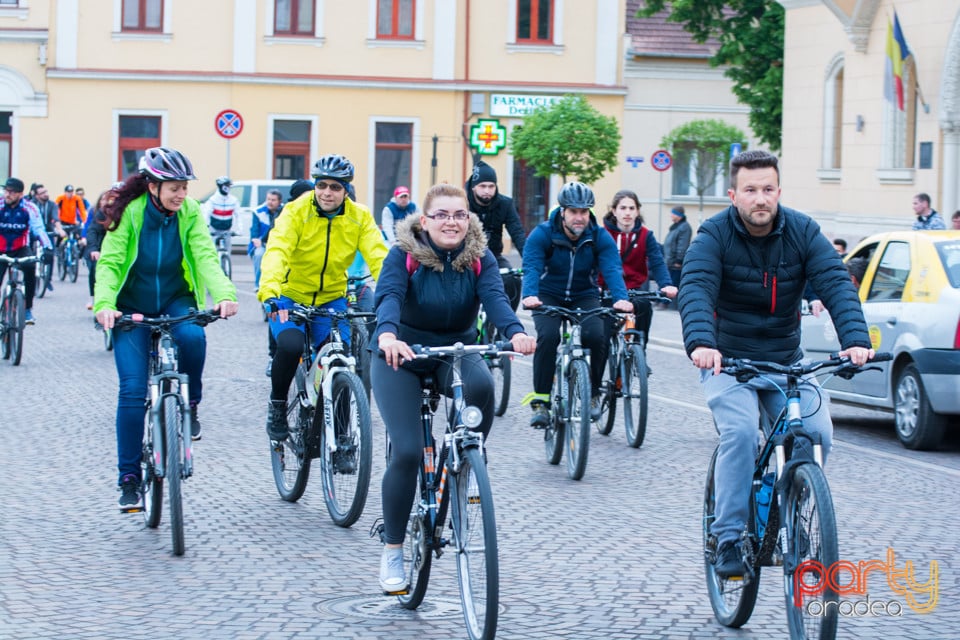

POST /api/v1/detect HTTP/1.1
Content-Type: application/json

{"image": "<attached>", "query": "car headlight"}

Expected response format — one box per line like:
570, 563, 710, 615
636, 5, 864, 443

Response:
461, 405, 483, 429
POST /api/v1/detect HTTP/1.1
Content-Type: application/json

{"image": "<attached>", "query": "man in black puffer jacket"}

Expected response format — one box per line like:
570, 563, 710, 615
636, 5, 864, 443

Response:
466, 160, 526, 309
679, 150, 875, 580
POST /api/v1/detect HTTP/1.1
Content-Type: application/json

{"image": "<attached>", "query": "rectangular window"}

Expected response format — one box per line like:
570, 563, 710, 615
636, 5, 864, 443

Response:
377, 0, 414, 39
517, 0, 552, 43
867, 241, 911, 301
122, 0, 162, 32
0, 111, 11, 184
275, 0, 314, 36
671, 145, 728, 198
374, 122, 413, 224
117, 115, 161, 180
272, 119, 311, 179
0, 1, 21, 6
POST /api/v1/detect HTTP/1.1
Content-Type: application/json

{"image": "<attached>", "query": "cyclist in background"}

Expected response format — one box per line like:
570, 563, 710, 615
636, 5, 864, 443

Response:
466, 161, 526, 310
258, 154, 387, 442
26, 182, 60, 293
249, 188, 283, 290
1, 177, 54, 325
93, 147, 238, 511
521, 181, 633, 428
202, 176, 239, 232
56, 184, 87, 254
679, 150, 873, 579
373, 182, 535, 593
597, 189, 677, 363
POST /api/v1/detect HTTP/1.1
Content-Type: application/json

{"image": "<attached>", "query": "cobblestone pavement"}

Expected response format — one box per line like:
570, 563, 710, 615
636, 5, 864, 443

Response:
1, 258, 957, 639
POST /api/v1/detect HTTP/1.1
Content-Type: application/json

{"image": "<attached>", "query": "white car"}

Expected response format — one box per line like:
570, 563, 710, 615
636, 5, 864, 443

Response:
198, 180, 294, 251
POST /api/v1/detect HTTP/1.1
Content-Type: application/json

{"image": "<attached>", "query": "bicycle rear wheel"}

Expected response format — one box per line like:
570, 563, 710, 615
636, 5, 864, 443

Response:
703, 447, 760, 627
622, 344, 649, 448
397, 478, 433, 609
8, 289, 24, 366
270, 373, 312, 501
483, 320, 511, 417
565, 359, 591, 480
451, 447, 499, 640
164, 394, 186, 556
784, 463, 838, 640
320, 372, 372, 528
141, 414, 163, 528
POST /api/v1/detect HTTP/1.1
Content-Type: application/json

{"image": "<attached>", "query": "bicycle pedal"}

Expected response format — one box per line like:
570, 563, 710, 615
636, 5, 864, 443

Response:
120, 505, 145, 514
382, 586, 410, 596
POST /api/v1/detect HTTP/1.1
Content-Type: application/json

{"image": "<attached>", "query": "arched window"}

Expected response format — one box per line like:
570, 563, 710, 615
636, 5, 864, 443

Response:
822, 55, 844, 171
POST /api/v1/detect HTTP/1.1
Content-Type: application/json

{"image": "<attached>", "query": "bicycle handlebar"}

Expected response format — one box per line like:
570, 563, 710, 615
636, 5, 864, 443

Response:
273, 302, 374, 323
114, 308, 224, 330
0, 255, 40, 266
528, 305, 612, 323
498, 267, 523, 277
601, 289, 673, 305
720, 351, 893, 382
409, 340, 522, 359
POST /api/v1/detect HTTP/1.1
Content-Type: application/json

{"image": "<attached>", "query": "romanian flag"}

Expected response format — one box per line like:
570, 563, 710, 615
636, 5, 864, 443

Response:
884, 11, 911, 111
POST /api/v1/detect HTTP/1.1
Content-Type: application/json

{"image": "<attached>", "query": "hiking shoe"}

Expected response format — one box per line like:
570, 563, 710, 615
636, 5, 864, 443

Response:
529, 401, 550, 429
379, 546, 408, 594
117, 474, 142, 511
590, 394, 602, 421
25, 310, 35, 325
190, 403, 202, 441
266, 399, 289, 441
714, 541, 747, 579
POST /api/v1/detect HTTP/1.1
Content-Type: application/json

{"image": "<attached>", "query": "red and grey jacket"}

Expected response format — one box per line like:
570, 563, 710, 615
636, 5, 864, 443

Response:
1, 198, 46, 252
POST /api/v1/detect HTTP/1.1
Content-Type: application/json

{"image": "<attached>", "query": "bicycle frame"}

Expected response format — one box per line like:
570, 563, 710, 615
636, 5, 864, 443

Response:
145, 326, 194, 480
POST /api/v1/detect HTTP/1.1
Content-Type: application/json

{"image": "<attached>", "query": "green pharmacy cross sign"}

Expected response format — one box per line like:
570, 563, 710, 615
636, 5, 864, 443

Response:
470, 119, 507, 156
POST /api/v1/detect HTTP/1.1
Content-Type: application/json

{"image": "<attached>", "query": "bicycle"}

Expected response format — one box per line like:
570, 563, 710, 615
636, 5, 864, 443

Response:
596, 290, 671, 447
56, 224, 82, 283
531, 305, 608, 481
268, 303, 373, 528
210, 229, 238, 280
0, 254, 39, 366
476, 267, 522, 417
377, 341, 519, 640
346, 274, 375, 401
32, 237, 52, 299
703, 352, 891, 639
113, 309, 224, 556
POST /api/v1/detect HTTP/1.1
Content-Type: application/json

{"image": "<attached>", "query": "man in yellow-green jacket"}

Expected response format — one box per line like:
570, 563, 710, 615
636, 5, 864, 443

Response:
258, 154, 387, 441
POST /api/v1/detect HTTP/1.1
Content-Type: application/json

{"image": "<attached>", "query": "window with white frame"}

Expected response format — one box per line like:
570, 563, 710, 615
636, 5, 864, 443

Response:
121, 0, 162, 32
117, 114, 162, 180
377, 0, 414, 39
373, 122, 413, 222
517, 0, 553, 43
671, 144, 728, 199
275, 0, 315, 36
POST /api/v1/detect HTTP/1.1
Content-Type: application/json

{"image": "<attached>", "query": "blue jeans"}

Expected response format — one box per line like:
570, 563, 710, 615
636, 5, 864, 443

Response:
113, 297, 207, 484
250, 245, 265, 288
701, 366, 832, 546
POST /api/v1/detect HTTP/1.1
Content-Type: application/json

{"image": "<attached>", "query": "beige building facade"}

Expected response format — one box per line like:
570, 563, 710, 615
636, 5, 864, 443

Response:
0, 0, 626, 232
779, 0, 960, 242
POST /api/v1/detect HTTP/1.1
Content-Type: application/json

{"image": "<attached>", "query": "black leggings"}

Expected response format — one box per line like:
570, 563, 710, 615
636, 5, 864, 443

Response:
0, 246, 37, 310
270, 328, 308, 401
372, 353, 494, 545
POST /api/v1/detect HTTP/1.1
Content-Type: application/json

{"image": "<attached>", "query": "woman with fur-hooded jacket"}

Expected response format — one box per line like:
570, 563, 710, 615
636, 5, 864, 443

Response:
371, 183, 535, 594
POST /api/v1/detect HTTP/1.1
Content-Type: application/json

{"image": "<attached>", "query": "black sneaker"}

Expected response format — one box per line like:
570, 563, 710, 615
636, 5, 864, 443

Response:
714, 541, 746, 579
117, 474, 142, 512
265, 359, 273, 377
266, 399, 289, 441
189, 404, 202, 441
530, 401, 550, 429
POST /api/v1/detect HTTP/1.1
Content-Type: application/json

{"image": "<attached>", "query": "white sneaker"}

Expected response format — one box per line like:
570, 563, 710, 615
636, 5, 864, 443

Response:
379, 546, 408, 594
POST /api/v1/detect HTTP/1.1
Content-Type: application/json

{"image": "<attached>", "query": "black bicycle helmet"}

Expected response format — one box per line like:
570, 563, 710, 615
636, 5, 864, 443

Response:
215, 176, 232, 189
557, 181, 595, 209
311, 154, 355, 183
138, 147, 197, 182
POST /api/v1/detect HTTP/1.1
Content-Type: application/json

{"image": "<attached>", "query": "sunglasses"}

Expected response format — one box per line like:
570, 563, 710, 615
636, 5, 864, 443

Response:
315, 181, 344, 193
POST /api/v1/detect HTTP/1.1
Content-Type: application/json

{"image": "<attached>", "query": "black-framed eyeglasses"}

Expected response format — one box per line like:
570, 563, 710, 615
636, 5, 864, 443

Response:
315, 181, 344, 192
425, 211, 469, 222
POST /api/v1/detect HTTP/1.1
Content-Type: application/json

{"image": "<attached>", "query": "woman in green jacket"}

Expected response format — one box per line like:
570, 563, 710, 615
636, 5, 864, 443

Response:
94, 147, 239, 512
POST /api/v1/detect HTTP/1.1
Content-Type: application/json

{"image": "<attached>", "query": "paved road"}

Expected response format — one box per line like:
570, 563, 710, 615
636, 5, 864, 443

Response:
1, 258, 957, 639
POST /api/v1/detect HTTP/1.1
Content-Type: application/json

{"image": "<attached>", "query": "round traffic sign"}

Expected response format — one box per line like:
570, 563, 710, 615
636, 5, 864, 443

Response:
215, 109, 243, 139
651, 149, 672, 172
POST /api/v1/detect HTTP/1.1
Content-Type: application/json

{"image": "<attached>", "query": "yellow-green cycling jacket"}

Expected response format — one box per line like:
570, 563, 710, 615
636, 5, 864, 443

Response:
256, 192, 387, 306
93, 194, 237, 313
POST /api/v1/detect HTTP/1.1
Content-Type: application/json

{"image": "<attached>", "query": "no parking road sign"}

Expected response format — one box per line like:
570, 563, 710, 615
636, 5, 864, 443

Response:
651, 149, 672, 172
215, 109, 243, 139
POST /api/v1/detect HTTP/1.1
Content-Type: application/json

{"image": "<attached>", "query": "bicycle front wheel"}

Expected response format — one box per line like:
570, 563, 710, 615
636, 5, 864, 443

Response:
164, 394, 186, 556
350, 321, 372, 402
451, 447, 499, 640
397, 478, 433, 610
67, 249, 79, 282
9, 289, 25, 366
57, 248, 66, 280
141, 413, 163, 529
597, 342, 618, 435
565, 359, 591, 480
35, 262, 48, 299
270, 375, 312, 501
622, 345, 649, 448
784, 463, 839, 640
220, 252, 232, 280
544, 371, 564, 465
320, 372, 372, 528
483, 320, 511, 417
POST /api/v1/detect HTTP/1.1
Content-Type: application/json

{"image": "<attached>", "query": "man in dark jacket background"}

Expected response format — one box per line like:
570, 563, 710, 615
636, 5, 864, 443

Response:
679, 150, 875, 579
466, 160, 526, 309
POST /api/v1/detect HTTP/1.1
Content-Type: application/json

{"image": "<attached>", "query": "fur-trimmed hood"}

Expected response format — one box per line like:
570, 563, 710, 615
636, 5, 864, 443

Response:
394, 213, 488, 272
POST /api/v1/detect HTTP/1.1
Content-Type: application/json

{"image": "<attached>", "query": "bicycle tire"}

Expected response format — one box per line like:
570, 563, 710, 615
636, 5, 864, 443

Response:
482, 320, 512, 418
320, 372, 372, 528
141, 416, 163, 529
565, 358, 591, 480
451, 447, 499, 640
220, 252, 232, 280
35, 262, 48, 299
784, 463, 839, 640
270, 372, 312, 501
544, 369, 564, 465
351, 321, 372, 402
164, 394, 186, 556
57, 247, 66, 281
597, 342, 618, 435
703, 447, 761, 628
103, 326, 114, 351
622, 345, 649, 448
68, 247, 79, 282
9, 289, 24, 366
397, 478, 433, 610
1, 298, 9, 360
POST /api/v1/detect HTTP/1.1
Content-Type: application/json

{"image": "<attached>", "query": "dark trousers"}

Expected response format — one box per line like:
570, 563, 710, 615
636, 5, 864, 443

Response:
531, 293, 605, 396
0, 246, 38, 310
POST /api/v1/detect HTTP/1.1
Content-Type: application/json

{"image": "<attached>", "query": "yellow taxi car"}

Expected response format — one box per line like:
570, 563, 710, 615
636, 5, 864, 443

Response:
802, 230, 960, 450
